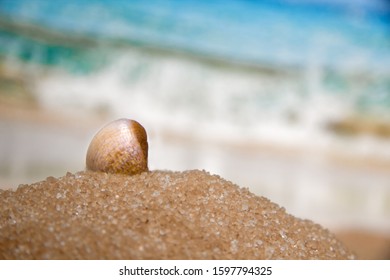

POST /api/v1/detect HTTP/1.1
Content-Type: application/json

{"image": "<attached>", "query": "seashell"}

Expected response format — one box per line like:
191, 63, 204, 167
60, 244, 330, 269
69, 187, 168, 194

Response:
86, 118, 148, 175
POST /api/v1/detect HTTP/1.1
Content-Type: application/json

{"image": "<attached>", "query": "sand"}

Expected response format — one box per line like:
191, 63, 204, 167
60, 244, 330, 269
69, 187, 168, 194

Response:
336, 230, 390, 260
0, 169, 355, 259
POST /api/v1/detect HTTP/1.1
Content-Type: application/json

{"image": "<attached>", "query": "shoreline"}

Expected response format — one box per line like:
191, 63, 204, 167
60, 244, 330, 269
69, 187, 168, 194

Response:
2, 102, 390, 180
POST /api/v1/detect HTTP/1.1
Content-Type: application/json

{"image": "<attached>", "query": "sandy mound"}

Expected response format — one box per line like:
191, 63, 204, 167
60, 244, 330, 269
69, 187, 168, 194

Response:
0, 170, 355, 259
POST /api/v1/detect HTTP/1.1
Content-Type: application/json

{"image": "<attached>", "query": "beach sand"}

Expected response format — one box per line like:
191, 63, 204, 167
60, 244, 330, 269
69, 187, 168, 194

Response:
336, 230, 390, 260
0, 169, 355, 259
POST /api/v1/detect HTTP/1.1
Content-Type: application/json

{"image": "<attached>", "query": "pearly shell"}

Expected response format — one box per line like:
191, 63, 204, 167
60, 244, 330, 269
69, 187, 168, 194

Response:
86, 118, 148, 175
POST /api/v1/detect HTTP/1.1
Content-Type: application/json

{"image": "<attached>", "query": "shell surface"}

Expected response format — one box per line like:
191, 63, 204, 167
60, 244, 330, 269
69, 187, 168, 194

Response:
86, 118, 148, 175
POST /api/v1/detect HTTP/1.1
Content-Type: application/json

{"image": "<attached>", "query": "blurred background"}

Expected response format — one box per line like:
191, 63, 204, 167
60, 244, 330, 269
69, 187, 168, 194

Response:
0, 0, 389, 258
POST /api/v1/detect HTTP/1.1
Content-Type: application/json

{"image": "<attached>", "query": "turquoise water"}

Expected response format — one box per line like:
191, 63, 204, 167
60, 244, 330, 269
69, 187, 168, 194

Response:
1, 0, 389, 70
0, 0, 389, 126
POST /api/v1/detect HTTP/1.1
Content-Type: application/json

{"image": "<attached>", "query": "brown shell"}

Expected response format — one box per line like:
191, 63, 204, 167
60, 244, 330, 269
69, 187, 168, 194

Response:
86, 119, 148, 175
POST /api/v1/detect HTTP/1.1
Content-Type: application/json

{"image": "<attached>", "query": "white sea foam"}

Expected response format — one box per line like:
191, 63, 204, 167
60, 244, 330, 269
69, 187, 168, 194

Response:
28, 48, 388, 157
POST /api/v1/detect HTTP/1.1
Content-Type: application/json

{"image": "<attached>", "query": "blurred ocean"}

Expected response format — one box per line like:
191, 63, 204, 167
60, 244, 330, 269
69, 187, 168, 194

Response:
1, 0, 389, 122
0, 0, 390, 232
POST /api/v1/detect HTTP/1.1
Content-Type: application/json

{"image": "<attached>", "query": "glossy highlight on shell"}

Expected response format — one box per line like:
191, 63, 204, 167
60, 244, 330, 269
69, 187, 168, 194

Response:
86, 118, 148, 175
